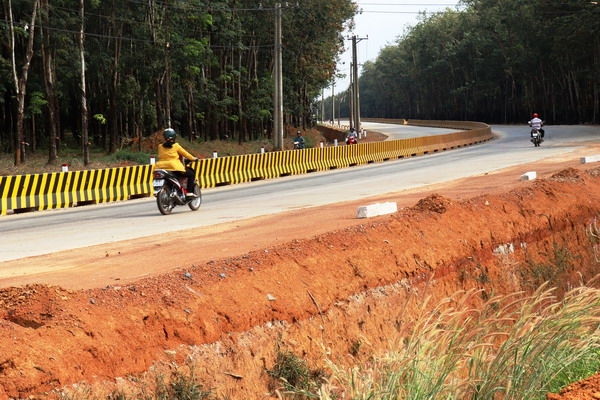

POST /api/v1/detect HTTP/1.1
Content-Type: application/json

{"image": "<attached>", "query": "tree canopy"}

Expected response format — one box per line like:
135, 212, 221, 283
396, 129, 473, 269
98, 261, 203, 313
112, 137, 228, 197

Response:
333, 0, 600, 125
0, 0, 357, 165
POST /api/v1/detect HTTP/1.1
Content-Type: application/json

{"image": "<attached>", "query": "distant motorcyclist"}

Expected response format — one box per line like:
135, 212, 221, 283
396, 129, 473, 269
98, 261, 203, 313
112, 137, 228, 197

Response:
528, 113, 545, 140
346, 127, 358, 144
293, 131, 306, 149
154, 128, 198, 198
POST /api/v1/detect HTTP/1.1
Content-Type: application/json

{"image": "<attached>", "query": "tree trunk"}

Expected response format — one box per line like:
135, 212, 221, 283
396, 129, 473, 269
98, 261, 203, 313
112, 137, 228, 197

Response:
155, 77, 165, 129
187, 83, 195, 140
79, 0, 89, 165
8, 0, 39, 166
108, 32, 121, 154
40, 0, 59, 165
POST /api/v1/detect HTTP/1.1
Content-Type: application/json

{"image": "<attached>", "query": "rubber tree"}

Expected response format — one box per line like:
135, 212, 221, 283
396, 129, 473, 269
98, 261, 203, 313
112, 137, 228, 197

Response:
7, 0, 39, 166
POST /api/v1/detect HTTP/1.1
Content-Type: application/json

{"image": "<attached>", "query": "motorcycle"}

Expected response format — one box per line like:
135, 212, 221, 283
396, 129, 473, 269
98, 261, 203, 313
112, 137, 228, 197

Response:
531, 129, 543, 147
346, 136, 358, 145
152, 160, 202, 215
293, 139, 305, 149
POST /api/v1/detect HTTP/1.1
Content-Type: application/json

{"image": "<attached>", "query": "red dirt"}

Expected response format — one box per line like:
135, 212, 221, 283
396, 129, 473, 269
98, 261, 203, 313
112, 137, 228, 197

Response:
2, 143, 600, 399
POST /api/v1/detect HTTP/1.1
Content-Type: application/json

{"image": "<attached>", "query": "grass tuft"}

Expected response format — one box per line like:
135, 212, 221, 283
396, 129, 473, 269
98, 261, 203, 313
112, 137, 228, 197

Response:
267, 348, 328, 397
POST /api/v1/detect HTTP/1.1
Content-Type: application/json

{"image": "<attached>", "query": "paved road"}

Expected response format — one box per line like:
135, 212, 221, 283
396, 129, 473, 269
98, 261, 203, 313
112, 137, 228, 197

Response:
340, 120, 454, 140
1, 123, 598, 262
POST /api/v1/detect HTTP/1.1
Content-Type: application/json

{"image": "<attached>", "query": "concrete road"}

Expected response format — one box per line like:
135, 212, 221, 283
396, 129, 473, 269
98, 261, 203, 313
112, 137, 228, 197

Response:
1, 123, 598, 262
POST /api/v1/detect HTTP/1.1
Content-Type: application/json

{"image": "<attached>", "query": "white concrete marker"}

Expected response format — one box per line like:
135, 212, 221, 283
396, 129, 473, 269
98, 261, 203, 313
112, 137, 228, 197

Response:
580, 155, 600, 164
520, 171, 537, 181
357, 202, 398, 219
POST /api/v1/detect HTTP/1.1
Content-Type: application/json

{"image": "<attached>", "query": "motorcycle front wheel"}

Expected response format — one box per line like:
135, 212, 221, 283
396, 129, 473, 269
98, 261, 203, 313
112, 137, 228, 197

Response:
156, 187, 175, 215
188, 186, 202, 211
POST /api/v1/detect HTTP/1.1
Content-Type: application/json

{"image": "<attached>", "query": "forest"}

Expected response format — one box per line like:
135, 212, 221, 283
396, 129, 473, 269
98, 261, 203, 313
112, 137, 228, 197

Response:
0, 0, 356, 165
331, 0, 600, 126
2, 0, 599, 168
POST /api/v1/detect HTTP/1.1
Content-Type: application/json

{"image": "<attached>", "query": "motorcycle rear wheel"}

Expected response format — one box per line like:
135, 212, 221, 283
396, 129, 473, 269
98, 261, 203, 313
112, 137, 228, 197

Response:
188, 186, 202, 211
156, 187, 175, 215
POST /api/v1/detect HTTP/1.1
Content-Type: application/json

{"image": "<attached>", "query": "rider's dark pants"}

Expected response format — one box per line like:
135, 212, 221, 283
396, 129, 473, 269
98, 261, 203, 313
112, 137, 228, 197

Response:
177, 167, 196, 193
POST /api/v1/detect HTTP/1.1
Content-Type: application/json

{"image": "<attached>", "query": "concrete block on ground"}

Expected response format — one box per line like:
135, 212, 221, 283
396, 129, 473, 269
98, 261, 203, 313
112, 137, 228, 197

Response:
357, 202, 398, 219
580, 155, 600, 164
520, 171, 537, 181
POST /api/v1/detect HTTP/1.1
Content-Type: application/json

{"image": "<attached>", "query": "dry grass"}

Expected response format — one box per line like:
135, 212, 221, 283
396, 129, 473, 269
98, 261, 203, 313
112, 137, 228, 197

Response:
300, 279, 600, 400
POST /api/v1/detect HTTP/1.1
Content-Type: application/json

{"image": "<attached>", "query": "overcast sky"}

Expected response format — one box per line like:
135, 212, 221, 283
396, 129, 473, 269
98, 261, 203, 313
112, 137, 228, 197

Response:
333, 0, 460, 95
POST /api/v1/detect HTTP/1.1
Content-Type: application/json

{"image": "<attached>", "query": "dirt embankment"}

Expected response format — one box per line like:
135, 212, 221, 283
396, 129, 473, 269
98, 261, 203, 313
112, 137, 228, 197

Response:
1, 150, 600, 398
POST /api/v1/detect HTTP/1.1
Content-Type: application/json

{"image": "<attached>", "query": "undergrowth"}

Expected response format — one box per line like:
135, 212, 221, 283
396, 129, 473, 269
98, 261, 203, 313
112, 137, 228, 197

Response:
0, 128, 327, 176
59, 364, 214, 400
522, 239, 580, 292
45, 194, 600, 400
55, 278, 600, 400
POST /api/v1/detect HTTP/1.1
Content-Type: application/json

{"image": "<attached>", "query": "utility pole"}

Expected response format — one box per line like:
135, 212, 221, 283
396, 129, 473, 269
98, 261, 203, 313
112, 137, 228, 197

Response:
165, 42, 172, 129
273, 3, 284, 150
349, 63, 353, 129
349, 35, 367, 135
321, 88, 324, 123
331, 83, 335, 124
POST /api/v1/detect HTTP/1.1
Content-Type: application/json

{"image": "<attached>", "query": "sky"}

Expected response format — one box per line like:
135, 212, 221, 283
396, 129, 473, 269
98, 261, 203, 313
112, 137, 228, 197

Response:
333, 0, 460, 95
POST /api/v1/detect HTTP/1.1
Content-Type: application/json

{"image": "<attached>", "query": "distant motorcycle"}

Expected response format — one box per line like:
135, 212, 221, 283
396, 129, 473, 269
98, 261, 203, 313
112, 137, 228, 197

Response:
293, 137, 305, 149
152, 160, 202, 215
346, 136, 358, 145
531, 129, 543, 147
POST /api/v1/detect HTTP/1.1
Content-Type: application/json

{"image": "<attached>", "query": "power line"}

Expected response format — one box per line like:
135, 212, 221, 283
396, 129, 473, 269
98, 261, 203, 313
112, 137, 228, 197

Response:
0, 18, 275, 49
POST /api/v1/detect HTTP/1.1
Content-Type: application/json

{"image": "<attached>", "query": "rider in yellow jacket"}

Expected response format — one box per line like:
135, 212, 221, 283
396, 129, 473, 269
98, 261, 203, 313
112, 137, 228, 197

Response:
155, 128, 198, 197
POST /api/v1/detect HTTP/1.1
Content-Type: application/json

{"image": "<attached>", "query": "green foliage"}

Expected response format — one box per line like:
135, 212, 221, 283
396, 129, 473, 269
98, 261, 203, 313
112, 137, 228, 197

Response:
93, 114, 107, 125
26, 92, 47, 117
1, 0, 357, 161
546, 347, 600, 394
335, 0, 600, 124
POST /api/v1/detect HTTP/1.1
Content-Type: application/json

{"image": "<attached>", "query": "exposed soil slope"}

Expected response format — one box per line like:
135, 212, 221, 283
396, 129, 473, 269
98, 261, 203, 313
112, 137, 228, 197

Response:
2, 144, 600, 399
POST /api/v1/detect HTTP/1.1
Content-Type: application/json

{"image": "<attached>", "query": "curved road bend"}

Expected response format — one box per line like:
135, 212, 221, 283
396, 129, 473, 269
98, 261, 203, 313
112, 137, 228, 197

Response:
1, 124, 598, 262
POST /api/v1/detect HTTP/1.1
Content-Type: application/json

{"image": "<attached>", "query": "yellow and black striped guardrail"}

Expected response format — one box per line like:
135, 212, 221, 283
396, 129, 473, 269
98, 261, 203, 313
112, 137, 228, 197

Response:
0, 121, 492, 215
0, 166, 153, 215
